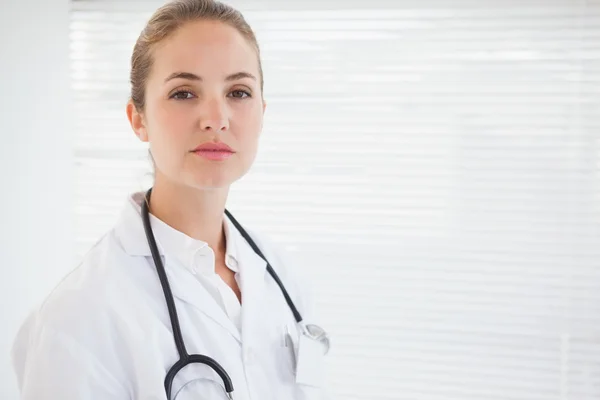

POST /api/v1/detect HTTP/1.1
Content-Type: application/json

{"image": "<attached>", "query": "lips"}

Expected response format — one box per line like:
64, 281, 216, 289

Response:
192, 142, 235, 161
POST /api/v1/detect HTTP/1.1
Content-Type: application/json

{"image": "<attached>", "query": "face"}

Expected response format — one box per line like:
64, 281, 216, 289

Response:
127, 20, 266, 190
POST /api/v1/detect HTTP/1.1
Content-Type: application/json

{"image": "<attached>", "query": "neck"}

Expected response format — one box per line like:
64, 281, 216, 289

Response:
148, 173, 229, 253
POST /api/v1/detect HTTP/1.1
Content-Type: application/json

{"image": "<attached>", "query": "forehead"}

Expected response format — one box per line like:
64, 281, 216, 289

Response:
150, 20, 259, 80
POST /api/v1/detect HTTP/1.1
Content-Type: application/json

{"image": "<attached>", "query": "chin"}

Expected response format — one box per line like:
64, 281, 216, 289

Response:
186, 171, 243, 191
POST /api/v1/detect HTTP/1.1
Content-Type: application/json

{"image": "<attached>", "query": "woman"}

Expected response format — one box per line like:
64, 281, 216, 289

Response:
11, 1, 330, 399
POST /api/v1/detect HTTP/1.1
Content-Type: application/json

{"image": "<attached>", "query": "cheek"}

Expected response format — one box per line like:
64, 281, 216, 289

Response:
232, 103, 264, 141
153, 102, 193, 131
148, 103, 194, 151
145, 104, 192, 170
235, 122, 262, 164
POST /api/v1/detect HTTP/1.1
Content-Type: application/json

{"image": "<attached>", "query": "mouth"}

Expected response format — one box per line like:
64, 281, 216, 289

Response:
192, 142, 235, 161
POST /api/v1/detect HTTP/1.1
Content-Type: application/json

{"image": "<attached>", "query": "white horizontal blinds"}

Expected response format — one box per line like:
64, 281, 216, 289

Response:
71, 0, 153, 255
230, 4, 600, 399
70, 1, 600, 399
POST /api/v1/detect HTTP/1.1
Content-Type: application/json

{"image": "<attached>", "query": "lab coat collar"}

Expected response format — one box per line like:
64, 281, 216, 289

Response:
114, 192, 153, 257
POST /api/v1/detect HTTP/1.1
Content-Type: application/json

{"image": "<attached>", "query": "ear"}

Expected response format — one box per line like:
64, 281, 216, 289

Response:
126, 100, 148, 142
262, 99, 267, 114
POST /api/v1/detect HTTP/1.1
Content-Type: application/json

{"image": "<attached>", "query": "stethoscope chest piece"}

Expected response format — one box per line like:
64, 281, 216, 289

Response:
302, 323, 330, 355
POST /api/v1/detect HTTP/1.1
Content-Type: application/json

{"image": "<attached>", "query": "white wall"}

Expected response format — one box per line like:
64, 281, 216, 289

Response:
70, 1, 600, 399
0, 0, 72, 398
2, 1, 600, 399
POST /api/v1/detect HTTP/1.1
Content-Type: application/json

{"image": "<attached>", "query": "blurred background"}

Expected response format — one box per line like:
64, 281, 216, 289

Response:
1, 0, 600, 398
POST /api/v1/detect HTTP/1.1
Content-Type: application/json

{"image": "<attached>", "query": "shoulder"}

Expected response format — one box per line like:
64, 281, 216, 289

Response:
11, 230, 136, 395
32, 233, 115, 325
34, 230, 132, 330
12, 229, 139, 364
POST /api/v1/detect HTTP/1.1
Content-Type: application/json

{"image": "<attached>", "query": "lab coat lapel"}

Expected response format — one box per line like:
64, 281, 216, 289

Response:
238, 241, 268, 351
162, 254, 242, 343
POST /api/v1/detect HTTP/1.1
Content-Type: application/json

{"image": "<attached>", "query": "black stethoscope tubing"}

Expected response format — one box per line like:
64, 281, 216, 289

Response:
140, 188, 303, 399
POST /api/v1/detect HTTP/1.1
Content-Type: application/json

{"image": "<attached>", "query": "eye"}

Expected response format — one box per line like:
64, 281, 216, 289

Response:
170, 90, 195, 100
228, 90, 251, 99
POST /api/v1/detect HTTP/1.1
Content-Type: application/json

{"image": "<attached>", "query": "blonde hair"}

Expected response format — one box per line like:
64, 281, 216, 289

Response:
130, 0, 263, 111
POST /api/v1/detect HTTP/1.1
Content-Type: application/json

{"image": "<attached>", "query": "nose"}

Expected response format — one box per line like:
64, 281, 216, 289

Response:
199, 97, 229, 133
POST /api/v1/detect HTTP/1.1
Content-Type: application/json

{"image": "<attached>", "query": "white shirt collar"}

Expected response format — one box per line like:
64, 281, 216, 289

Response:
124, 192, 240, 276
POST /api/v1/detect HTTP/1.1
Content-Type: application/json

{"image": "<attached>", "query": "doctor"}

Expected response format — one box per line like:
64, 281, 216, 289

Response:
11, 0, 330, 399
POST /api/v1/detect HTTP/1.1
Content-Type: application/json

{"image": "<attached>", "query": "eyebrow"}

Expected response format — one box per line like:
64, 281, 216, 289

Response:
164, 71, 257, 83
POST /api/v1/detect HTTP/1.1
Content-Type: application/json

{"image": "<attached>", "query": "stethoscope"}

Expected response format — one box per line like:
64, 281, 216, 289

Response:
141, 188, 329, 400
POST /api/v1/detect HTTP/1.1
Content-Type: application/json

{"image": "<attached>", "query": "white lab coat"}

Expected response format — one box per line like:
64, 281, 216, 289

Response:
11, 194, 330, 400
